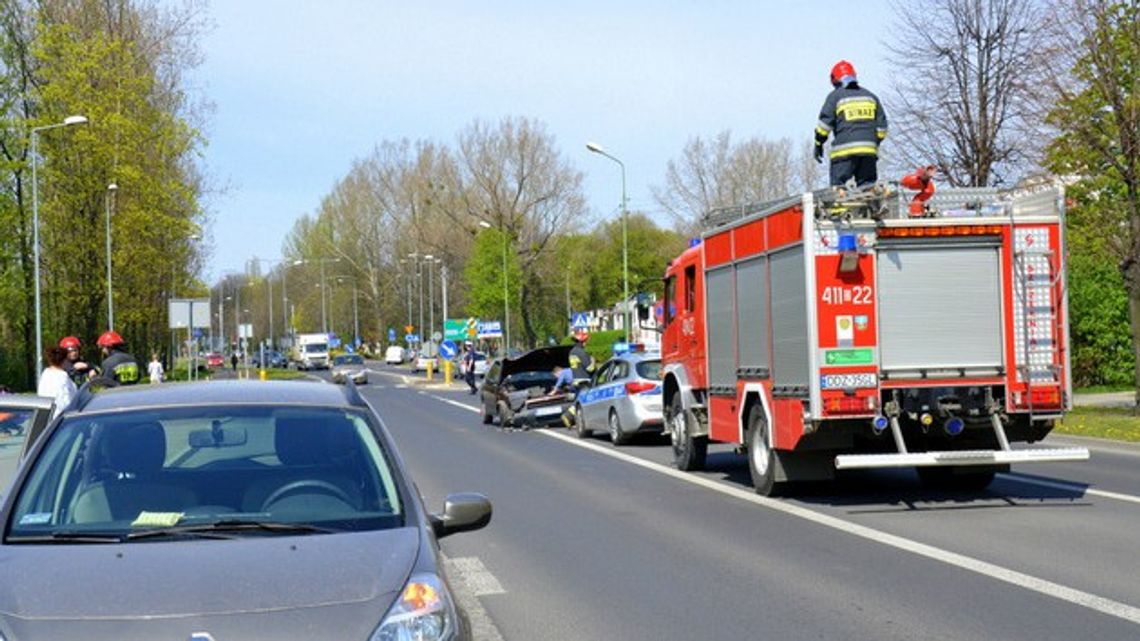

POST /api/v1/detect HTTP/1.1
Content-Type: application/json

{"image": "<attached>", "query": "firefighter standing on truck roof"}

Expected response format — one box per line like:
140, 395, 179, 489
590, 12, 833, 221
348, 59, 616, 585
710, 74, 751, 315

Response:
814, 60, 888, 189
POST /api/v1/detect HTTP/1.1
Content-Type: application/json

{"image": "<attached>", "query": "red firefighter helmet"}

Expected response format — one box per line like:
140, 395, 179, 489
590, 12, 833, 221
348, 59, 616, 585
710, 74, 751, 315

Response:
96, 330, 124, 348
573, 330, 590, 343
830, 60, 857, 86
59, 336, 81, 350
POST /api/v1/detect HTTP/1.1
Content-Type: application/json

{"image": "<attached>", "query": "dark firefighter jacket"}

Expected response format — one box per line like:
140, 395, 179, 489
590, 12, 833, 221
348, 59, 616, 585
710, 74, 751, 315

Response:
100, 349, 141, 385
814, 83, 888, 160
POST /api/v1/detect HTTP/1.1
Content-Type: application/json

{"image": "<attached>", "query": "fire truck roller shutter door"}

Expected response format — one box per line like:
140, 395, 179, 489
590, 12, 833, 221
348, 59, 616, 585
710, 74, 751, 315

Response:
705, 266, 736, 390
770, 246, 810, 389
734, 257, 770, 372
877, 243, 1003, 371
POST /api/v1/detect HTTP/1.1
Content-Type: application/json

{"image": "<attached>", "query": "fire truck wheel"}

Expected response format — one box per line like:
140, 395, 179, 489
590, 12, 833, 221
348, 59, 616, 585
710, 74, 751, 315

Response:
669, 395, 706, 471
608, 410, 630, 445
916, 466, 996, 491
574, 404, 592, 438
747, 405, 783, 497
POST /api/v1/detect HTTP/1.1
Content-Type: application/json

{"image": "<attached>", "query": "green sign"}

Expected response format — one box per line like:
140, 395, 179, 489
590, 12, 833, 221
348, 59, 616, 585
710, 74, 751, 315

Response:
444, 319, 467, 341
824, 348, 874, 366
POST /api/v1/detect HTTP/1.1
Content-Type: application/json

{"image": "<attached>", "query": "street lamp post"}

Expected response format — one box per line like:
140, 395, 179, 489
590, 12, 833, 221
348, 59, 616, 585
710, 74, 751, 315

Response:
30, 114, 88, 380
293, 258, 339, 335
586, 141, 630, 342
104, 182, 117, 331
425, 254, 435, 346
477, 220, 510, 351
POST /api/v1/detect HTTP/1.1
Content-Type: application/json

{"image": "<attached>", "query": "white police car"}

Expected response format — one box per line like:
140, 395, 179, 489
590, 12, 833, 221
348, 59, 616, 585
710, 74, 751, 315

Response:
572, 344, 663, 445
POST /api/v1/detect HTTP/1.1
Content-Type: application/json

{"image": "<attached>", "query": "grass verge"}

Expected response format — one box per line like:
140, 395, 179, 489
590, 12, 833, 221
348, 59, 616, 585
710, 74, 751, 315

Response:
1074, 384, 1135, 395
1055, 406, 1140, 443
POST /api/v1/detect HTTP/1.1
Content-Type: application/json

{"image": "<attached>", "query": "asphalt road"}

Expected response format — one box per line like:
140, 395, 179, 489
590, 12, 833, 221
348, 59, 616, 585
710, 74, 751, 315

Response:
350, 363, 1140, 640
4, 368, 1140, 639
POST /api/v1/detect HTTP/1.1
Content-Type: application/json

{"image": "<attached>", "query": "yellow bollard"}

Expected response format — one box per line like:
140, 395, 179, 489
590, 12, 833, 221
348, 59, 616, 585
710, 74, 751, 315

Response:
259, 368, 268, 381
426, 359, 434, 381
444, 360, 453, 385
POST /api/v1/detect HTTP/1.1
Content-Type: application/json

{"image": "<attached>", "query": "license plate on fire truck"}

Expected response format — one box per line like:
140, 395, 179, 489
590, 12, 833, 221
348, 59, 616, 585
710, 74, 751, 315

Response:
820, 373, 878, 390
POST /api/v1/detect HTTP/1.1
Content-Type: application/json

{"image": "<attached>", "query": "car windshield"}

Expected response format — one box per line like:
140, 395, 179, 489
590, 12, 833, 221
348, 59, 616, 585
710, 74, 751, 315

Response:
0, 407, 37, 436
334, 355, 363, 366
6, 406, 404, 542
636, 360, 662, 380
304, 343, 328, 353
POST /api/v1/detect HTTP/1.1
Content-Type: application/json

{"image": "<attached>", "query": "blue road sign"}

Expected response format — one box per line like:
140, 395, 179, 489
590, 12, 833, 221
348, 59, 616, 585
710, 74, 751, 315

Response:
405, 333, 419, 344
192, 328, 203, 339
439, 340, 459, 359
571, 312, 589, 329
388, 328, 397, 342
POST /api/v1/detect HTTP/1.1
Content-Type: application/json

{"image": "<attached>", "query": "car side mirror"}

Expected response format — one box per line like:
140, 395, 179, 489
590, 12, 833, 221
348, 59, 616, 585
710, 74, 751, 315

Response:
430, 492, 492, 539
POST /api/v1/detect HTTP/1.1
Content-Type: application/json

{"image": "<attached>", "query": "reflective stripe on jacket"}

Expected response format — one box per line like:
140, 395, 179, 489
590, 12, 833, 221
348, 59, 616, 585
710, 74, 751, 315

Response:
814, 84, 888, 159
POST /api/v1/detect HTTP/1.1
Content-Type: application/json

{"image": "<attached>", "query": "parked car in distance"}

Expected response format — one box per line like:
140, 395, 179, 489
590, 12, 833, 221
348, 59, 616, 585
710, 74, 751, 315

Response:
411, 354, 438, 374
471, 352, 490, 378
250, 350, 287, 368
0, 381, 491, 639
205, 352, 225, 368
479, 345, 574, 428
384, 345, 406, 365
574, 346, 664, 445
331, 353, 368, 385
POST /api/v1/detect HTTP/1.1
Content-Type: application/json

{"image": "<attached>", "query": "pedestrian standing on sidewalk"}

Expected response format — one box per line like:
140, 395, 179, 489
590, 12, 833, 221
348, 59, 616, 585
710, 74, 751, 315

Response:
38, 346, 77, 418
231, 352, 239, 371
147, 353, 165, 384
462, 341, 478, 394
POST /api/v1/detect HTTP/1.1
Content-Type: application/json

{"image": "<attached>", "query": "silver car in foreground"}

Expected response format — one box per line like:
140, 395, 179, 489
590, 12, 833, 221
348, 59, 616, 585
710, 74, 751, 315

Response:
0, 381, 490, 640
573, 350, 664, 445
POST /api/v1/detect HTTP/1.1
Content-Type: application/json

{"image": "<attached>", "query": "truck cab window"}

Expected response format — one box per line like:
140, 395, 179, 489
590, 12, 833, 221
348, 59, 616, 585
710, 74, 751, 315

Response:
684, 265, 696, 313
664, 276, 676, 326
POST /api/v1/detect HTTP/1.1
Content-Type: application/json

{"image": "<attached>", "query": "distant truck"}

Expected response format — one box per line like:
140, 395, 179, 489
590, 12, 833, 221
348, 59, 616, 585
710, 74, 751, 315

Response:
291, 333, 330, 370
660, 182, 1089, 495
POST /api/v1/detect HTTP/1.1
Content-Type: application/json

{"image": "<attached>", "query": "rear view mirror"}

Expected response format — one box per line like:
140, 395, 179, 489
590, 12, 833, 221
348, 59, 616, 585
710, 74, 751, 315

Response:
430, 492, 492, 538
189, 425, 248, 448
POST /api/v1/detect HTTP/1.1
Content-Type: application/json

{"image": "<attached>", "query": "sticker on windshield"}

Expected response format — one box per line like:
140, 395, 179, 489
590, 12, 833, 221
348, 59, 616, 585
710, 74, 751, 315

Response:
18, 512, 52, 525
131, 511, 184, 528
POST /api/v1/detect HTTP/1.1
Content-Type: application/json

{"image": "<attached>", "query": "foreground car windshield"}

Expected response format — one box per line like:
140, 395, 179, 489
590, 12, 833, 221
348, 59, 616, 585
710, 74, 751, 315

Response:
6, 406, 404, 541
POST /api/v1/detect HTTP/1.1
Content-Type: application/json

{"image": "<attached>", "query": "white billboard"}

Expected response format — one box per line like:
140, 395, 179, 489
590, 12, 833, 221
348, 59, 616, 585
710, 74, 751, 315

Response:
168, 298, 211, 329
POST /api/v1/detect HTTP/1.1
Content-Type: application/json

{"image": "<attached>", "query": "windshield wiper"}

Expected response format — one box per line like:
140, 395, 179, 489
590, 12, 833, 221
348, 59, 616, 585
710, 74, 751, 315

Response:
6, 530, 126, 544
125, 519, 337, 541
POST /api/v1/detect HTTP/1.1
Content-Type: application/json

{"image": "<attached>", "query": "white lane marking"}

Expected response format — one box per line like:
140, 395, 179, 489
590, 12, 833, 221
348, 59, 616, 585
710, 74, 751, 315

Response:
442, 555, 507, 641
448, 556, 507, 596
999, 474, 1140, 506
435, 396, 481, 414
423, 393, 1140, 626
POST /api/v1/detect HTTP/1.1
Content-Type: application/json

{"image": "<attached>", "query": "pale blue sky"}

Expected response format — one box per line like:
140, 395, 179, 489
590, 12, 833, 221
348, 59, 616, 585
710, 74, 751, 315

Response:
195, 0, 894, 280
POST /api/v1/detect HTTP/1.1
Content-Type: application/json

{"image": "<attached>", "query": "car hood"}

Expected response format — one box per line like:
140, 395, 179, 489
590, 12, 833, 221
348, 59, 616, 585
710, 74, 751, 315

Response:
0, 527, 420, 639
499, 345, 573, 378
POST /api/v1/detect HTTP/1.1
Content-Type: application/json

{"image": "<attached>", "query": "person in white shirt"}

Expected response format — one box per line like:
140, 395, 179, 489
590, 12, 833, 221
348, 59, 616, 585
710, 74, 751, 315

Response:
37, 346, 77, 418
147, 353, 165, 384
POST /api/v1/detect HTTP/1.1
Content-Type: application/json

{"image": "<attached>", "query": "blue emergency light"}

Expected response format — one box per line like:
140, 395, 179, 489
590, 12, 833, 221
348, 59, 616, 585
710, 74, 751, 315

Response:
688, 237, 702, 248
612, 342, 645, 355
838, 233, 860, 273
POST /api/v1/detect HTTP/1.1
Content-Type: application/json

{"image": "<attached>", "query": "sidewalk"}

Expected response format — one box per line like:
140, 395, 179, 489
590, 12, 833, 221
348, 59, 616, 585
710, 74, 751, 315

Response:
1073, 391, 1135, 409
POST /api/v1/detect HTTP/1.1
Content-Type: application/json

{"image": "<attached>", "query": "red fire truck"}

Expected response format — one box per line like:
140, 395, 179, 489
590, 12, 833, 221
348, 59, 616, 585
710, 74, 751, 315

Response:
659, 184, 1089, 495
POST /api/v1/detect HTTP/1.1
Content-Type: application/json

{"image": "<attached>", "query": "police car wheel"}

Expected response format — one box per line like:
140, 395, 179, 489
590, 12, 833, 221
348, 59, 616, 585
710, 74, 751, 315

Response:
574, 404, 591, 438
609, 410, 630, 445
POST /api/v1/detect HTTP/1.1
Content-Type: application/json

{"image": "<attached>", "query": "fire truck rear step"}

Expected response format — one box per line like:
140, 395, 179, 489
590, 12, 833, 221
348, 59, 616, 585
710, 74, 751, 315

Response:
836, 412, 1089, 469
835, 448, 1090, 469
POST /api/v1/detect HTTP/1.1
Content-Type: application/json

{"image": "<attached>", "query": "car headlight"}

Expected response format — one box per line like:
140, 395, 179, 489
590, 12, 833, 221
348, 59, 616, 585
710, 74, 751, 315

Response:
371, 572, 455, 641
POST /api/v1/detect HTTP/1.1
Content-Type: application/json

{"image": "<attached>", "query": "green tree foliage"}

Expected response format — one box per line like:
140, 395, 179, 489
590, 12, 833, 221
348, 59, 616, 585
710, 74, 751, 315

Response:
464, 227, 519, 324
0, 1, 208, 389
1046, 0, 1140, 397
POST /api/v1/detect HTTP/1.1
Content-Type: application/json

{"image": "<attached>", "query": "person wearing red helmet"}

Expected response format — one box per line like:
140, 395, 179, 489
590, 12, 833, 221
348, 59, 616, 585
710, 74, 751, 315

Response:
58, 335, 94, 384
96, 330, 141, 385
568, 330, 595, 380
814, 60, 888, 189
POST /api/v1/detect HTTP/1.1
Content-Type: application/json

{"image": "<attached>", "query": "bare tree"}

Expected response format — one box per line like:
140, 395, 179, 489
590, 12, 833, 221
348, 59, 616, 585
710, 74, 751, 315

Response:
884, 0, 1054, 187
455, 116, 586, 347
652, 130, 816, 234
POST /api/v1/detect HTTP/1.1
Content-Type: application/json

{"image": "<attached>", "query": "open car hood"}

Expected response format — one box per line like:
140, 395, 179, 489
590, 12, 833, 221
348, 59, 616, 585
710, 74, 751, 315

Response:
500, 345, 573, 378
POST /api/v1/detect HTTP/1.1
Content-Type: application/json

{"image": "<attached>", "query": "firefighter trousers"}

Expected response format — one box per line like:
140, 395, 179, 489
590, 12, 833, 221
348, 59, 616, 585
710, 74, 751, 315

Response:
830, 155, 878, 188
